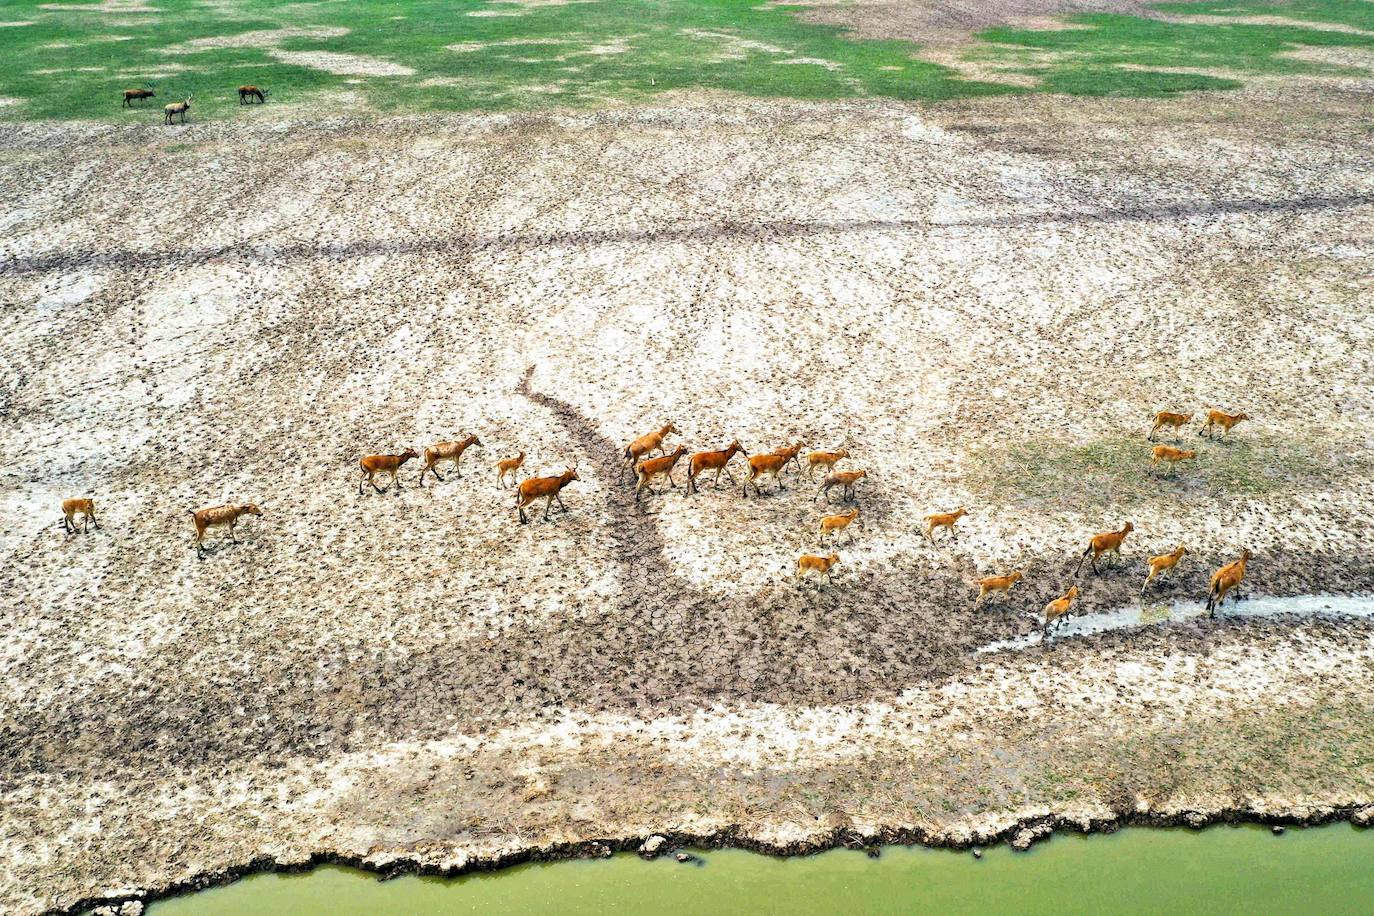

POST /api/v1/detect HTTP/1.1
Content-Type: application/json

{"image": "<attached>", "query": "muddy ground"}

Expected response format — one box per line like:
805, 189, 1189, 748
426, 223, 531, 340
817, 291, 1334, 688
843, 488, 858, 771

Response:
2, 75, 1374, 913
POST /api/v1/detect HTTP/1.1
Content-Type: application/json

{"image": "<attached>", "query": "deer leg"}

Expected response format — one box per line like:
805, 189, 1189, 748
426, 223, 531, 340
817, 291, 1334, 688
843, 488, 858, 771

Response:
518, 503, 529, 524
370, 475, 386, 494
555, 491, 568, 512
666, 472, 677, 490
63, 515, 73, 534
453, 457, 463, 479
722, 467, 737, 486
543, 495, 555, 521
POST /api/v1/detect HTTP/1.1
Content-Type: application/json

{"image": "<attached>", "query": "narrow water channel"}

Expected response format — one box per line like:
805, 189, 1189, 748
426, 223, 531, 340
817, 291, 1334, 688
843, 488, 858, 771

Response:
150, 824, 1372, 915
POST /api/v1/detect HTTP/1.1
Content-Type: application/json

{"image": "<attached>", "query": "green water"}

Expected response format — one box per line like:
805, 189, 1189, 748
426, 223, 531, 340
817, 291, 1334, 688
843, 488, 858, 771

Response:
151, 825, 1373, 915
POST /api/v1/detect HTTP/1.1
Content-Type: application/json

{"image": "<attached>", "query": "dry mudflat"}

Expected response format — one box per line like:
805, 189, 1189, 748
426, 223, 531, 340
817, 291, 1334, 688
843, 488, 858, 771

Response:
3, 78, 1374, 913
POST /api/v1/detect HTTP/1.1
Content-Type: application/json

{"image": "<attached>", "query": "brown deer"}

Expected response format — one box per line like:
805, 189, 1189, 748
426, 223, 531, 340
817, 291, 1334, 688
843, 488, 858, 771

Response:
188, 503, 262, 557
515, 466, 580, 523
1200, 410, 1249, 439
1043, 584, 1080, 638
815, 468, 867, 503
806, 448, 849, 480
238, 85, 269, 104
358, 449, 419, 494
635, 445, 688, 502
1148, 411, 1192, 441
61, 498, 100, 534
818, 508, 859, 544
1142, 545, 1187, 595
1150, 444, 1196, 475
121, 87, 155, 107
686, 440, 747, 493
1206, 548, 1251, 617
923, 506, 966, 543
163, 95, 192, 125
796, 552, 840, 584
620, 423, 678, 481
1076, 522, 1134, 575
495, 451, 525, 489
418, 434, 481, 485
975, 570, 1022, 607
743, 445, 802, 497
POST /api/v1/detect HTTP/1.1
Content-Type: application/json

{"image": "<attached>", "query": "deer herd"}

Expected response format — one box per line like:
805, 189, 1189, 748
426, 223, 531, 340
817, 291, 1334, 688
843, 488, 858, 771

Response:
117, 85, 271, 125
59, 406, 1257, 644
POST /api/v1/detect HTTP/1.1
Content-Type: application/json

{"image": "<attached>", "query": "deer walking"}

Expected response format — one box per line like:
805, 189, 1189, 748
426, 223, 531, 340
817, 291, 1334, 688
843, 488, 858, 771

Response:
1149, 411, 1192, 441
188, 503, 262, 557
686, 440, 747, 493
806, 448, 849, 480
1150, 444, 1196, 475
923, 507, 966, 543
818, 509, 859, 544
975, 570, 1022, 607
1206, 548, 1251, 617
495, 452, 525, 489
515, 466, 580, 524
815, 469, 866, 504
358, 449, 419, 494
1200, 410, 1249, 439
796, 552, 840, 585
635, 445, 688, 503
620, 423, 678, 481
1142, 545, 1187, 595
1043, 584, 1080, 638
121, 88, 155, 107
1076, 522, 1134, 575
418, 434, 481, 485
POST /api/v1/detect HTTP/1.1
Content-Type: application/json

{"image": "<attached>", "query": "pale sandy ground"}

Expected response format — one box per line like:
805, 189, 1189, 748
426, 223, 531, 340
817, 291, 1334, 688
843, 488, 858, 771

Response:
2, 77, 1374, 913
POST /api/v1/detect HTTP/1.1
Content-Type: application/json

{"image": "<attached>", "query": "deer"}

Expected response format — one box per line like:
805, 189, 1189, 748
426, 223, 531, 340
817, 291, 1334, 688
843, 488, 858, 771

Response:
772, 440, 806, 477
1043, 584, 1080, 638
686, 440, 747, 493
61, 498, 100, 534
358, 449, 419, 494
1150, 444, 1196, 475
515, 466, 580, 524
163, 95, 192, 125
806, 448, 849, 480
418, 434, 481, 485
1075, 521, 1134, 575
1148, 411, 1192, 441
796, 552, 840, 584
1142, 545, 1187, 595
495, 451, 525, 489
815, 469, 866, 504
188, 503, 262, 557
238, 85, 269, 104
1200, 410, 1249, 439
818, 508, 859, 544
923, 506, 966, 543
635, 445, 688, 502
743, 444, 803, 497
1206, 548, 1252, 617
121, 87, 155, 107
975, 570, 1023, 607
620, 423, 678, 481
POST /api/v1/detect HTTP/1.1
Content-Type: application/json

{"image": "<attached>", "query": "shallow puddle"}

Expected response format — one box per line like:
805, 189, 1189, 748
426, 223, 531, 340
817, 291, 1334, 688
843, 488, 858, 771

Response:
978, 593, 1374, 653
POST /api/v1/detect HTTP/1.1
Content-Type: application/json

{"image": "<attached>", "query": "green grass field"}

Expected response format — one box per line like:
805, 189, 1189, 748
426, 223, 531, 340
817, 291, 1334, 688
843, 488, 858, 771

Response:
0, 0, 1371, 121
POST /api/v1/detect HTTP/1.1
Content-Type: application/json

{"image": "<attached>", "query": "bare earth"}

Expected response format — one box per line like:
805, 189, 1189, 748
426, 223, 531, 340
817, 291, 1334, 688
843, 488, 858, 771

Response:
3, 78, 1374, 913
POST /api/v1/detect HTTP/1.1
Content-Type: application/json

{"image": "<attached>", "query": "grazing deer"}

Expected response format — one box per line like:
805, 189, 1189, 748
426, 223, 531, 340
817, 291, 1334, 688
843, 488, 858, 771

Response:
1206, 548, 1251, 617
61, 498, 100, 534
515, 466, 580, 524
418, 434, 481, 485
188, 503, 262, 557
495, 451, 525, 489
1200, 410, 1249, 439
1142, 545, 1187, 595
1075, 522, 1134, 575
806, 448, 849, 480
796, 552, 840, 584
818, 508, 859, 544
1043, 584, 1080, 638
1150, 444, 1196, 475
238, 85, 269, 104
621, 423, 678, 481
815, 469, 866, 504
163, 95, 192, 125
358, 449, 419, 494
635, 445, 688, 502
121, 87, 155, 107
1149, 411, 1192, 441
686, 440, 747, 493
975, 570, 1022, 607
923, 507, 966, 543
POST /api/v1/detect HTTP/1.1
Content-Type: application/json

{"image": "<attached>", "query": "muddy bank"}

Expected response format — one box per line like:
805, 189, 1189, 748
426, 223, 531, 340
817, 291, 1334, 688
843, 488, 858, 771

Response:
4, 81, 1374, 914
